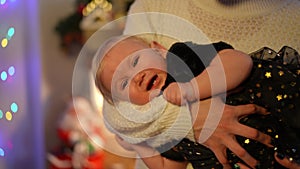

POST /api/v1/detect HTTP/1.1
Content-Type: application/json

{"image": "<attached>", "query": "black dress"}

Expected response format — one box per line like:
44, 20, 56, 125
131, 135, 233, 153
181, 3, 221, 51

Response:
158, 42, 300, 169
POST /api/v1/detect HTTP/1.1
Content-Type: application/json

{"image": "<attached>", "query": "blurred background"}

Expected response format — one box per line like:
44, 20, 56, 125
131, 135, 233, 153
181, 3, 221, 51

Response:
0, 0, 137, 168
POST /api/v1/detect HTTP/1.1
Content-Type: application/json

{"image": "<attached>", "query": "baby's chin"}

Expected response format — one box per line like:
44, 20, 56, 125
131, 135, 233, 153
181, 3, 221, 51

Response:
149, 89, 162, 101
126, 89, 162, 105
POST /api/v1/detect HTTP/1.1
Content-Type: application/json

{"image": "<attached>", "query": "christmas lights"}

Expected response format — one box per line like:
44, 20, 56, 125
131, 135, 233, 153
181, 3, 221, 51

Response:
1, 27, 15, 48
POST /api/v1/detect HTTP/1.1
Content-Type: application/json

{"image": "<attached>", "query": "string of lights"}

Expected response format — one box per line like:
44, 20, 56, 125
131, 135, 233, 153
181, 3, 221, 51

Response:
82, 0, 112, 16
0, 0, 18, 158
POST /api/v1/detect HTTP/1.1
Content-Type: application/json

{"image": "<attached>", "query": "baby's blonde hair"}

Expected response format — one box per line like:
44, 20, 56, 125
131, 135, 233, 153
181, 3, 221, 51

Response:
92, 35, 149, 105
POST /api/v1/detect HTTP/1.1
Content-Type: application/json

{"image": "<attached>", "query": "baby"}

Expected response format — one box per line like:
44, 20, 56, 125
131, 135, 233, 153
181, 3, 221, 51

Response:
93, 34, 251, 146
94, 35, 251, 106
93, 35, 300, 168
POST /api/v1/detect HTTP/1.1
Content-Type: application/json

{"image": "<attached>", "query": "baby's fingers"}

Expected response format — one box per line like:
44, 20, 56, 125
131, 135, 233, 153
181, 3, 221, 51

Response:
163, 89, 184, 105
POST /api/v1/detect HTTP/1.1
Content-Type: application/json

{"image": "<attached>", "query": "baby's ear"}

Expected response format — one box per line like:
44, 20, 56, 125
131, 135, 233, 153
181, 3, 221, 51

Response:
150, 41, 166, 50
150, 41, 167, 58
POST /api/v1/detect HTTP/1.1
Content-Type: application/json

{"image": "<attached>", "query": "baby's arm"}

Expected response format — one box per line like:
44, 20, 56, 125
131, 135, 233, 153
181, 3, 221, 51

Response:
164, 49, 253, 105
191, 49, 253, 99
115, 136, 188, 169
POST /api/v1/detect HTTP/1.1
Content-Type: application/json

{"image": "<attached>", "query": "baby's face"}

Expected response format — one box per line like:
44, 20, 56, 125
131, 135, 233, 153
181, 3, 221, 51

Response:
100, 38, 167, 105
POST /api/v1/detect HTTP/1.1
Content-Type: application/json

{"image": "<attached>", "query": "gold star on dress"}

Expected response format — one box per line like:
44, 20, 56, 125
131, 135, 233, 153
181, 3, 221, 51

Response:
278, 71, 284, 76
277, 95, 283, 101
265, 72, 272, 78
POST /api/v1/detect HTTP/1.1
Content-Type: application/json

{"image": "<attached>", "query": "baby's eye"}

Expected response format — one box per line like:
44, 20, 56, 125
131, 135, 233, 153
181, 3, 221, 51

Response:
121, 79, 128, 90
132, 55, 140, 67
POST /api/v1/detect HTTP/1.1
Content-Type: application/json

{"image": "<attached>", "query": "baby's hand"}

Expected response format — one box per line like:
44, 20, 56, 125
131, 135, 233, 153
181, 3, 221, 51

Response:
163, 82, 196, 105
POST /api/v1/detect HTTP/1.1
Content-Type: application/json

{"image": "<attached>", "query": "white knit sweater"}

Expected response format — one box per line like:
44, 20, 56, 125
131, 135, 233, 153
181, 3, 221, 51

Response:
122, 1, 300, 168
124, 0, 300, 53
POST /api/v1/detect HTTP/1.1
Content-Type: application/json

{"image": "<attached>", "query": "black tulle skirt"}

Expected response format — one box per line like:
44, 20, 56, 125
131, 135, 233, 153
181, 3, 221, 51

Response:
160, 46, 300, 169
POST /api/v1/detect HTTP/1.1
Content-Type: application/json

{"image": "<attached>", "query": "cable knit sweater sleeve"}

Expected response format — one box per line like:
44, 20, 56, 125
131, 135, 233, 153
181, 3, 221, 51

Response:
124, 0, 300, 52
123, 1, 213, 49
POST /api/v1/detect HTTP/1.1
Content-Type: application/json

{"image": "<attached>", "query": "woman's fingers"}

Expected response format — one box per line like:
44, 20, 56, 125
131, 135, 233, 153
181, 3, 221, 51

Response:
236, 163, 251, 169
115, 135, 134, 151
206, 143, 230, 168
233, 104, 269, 117
232, 123, 273, 147
216, 104, 269, 168
194, 101, 274, 168
207, 137, 256, 169
226, 104, 273, 147
223, 137, 259, 169
274, 153, 300, 169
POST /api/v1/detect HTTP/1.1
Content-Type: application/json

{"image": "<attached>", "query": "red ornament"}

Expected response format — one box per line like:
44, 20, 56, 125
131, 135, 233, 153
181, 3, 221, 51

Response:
77, 4, 85, 14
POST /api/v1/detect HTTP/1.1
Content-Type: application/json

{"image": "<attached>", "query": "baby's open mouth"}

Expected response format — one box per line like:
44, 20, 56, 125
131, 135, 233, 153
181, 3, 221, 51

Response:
146, 75, 158, 91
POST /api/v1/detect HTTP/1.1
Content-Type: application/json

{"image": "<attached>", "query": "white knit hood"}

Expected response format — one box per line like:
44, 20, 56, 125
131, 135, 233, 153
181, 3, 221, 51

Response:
102, 95, 195, 148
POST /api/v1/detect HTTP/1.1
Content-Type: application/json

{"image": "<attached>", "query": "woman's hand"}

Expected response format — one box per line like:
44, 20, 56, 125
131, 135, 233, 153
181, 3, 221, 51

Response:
115, 135, 135, 151
115, 135, 188, 169
274, 152, 300, 169
189, 97, 272, 169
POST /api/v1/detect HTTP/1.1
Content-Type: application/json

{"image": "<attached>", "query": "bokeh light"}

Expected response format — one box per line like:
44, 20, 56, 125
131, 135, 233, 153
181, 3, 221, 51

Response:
0, 109, 3, 119
1, 27, 15, 47
0, 0, 20, 161
8, 66, 15, 76
7, 27, 15, 38
0, 148, 4, 157
5, 111, 12, 121
0, 0, 6, 5
1, 38, 8, 48
10, 102, 18, 113
82, 0, 112, 16
1, 71, 8, 81
0, 67, 16, 81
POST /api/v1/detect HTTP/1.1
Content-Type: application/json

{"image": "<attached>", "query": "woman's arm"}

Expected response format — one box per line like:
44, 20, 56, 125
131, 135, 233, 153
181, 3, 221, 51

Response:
115, 136, 188, 169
